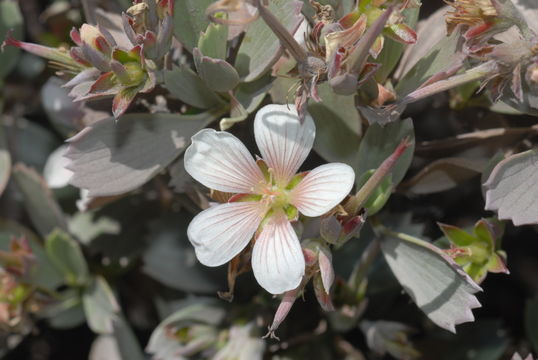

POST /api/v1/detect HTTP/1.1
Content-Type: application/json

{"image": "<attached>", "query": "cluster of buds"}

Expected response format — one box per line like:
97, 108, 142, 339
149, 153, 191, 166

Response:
2, 0, 174, 118
442, 0, 538, 109
0, 237, 46, 331
439, 218, 509, 284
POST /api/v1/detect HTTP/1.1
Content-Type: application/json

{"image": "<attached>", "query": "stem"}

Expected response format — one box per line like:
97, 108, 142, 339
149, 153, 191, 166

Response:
81, 0, 97, 25
254, 0, 308, 63
348, 238, 381, 292
400, 60, 498, 105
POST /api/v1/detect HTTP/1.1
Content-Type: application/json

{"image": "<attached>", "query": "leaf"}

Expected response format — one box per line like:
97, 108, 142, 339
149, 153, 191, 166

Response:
0, 0, 23, 80
45, 295, 86, 329
164, 65, 224, 109
66, 111, 219, 197
4, 119, 60, 172
356, 118, 414, 187
41, 77, 83, 137
526, 298, 538, 355
393, 6, 450, 80
235, 0, 303, 82
12, 163, 67, 238
308, 83, 362, 168
82, 276, 120, 334
143, 214, 226, 293
173, 0, 214, 52
380, 232, 482, 333
395, 7, 463, 96
193, 48, 240, 92
399, 157, 487, 195
198, 22, 228, 60
0, 118, 10, 196
45, 229, 89, 286
484, 149, 538, 225
112, 317, 145, 360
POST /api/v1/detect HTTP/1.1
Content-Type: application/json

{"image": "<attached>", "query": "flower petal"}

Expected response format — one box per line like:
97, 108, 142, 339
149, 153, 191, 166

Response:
252, 212, 305, 294
184, 129, 265, 194
290, 163, 355, 217
187, 202, 266, 267
254, 104, 315, 186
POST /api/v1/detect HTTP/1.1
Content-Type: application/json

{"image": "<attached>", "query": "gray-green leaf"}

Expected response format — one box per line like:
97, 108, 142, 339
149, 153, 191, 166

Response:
164, 65, 224, 109
173, 0, 214, 52
380, 232, 482, 333
484, 149, 538, 225
66, 111, 219, 197
12, 163, 67, 238
356, 118, 414, 188
45, 229, 89, 286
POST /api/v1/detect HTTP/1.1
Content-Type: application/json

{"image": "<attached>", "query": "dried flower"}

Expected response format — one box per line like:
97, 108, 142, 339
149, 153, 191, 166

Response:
184, 104, 355, 294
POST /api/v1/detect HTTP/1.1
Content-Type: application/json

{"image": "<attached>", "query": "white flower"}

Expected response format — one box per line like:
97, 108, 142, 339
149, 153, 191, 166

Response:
184, 104, 355, 294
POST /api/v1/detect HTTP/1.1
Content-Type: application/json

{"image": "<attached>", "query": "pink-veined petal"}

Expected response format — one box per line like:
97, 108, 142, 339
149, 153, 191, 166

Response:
254, 104, 315, 186
187, 202, 266, 267
252, 212, 305, 294
290, 163, 355, 217
184, 129, 265, 194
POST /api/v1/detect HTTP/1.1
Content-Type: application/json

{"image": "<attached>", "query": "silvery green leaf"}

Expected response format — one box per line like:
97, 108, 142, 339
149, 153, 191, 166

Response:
173, 0, 214, 52
395, 8, 462, 96
234, 73, 272, 113
394, 6, 449, 81
484, 149, 538, 225
82, 276, 120, 334
236, 0, 303, 82
356, 118, 414, 187
164, 65, 224, 109
400, 157, 487, 195
308, 83, 361, 168
66, 112, 218, 197
198, 22, 228, 60
13, 164, 67, 237
5, 119, 59, 172
41, 77, 83, 137
193, 48, 240, 92
0, 0, 23, 80
44, 294, 86, 330
45, 229, 89, 286
380, 232, 482, 333
143, 215, 225, 293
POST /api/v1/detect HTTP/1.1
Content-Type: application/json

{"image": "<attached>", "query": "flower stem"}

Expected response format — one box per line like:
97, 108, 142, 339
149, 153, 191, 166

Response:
348, 237, 381, 293
400, 60, 498, 105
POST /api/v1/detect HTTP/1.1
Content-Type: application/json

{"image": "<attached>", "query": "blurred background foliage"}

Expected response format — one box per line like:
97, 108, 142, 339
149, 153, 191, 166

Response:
0, 0, 537, 359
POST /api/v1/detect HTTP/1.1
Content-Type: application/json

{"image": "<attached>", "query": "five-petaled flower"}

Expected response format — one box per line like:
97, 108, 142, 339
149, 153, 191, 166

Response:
184, 104, 355, 294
